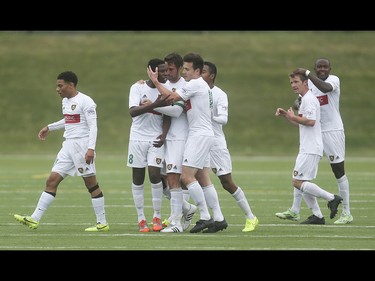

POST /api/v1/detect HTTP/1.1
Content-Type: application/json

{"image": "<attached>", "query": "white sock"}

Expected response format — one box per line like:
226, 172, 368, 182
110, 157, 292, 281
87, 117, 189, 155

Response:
301, 182, 334, 201
338, 175, 350, 214
302, 193, 323, 218
170, 188, 183, 225
291, 188, 303, 214
202, 184, 224, 222
91, 196, 107, 224
132, 183, 145, 222
232, 187, 255, 219
31, 191, 55, 221
186, 181, 210, 220
151, 181, 163, 219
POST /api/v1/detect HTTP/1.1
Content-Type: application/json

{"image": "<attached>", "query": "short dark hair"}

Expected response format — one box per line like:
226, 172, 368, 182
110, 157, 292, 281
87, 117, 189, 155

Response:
148, 58, 165, 72
204, 61, 217, 82
164, 52, 183, 68
57, 71, 78, 86
183, 53, 204, 74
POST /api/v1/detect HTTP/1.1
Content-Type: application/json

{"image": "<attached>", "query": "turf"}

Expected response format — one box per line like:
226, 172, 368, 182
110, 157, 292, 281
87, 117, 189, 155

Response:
1, 155, 374, 251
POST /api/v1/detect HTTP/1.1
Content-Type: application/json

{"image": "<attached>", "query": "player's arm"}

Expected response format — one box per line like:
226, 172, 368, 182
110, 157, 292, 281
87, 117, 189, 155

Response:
153, 101, 184, 118
38, 118, 65, 140
147, 66, 182, 102
293, 68, 333, 93
154, 115, 171, 148
130, 96, 167, 117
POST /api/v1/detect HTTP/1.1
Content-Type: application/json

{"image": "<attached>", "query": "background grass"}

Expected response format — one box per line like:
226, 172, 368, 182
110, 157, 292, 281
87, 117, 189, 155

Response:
0, 31, 374, 156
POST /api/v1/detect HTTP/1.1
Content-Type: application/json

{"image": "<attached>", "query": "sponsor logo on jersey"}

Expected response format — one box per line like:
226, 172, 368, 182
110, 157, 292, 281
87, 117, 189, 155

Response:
317, 95, 328, 106
64, 114, 80, 123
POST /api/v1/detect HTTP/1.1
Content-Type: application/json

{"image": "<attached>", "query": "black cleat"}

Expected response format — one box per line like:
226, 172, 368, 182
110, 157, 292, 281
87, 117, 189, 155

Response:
202, 219, 228, 233
300, 215, 325, 225
327, 195, 343, 219
189, 218, 214, 233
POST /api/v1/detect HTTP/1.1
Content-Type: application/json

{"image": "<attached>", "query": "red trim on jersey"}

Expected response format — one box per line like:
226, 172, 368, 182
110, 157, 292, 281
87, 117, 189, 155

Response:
185, 100, 192, 111
317, 95, 328, 106
64, 114, 80, 123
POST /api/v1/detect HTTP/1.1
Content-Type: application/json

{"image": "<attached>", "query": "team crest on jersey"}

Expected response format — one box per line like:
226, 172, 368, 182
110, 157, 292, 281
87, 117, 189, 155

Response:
167, 164, 173, 171
329, 155, 335, 161
212, 168, 217, 174
156, 158, 162, 165
71, 104, 76, 110
78, 167, 84, 173
172, 88, 176, 92
293, 170, 298, 177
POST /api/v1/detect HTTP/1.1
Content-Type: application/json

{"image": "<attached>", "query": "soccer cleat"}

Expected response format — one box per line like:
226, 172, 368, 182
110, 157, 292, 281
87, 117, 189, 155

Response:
300, 215, 325, 225
189, 218, 214, 233
327, 195, 343, 219
181, 204, 197, 230
138, 219, 150, 232
334, 213, 353, 224
14, 214, 39, 229
85, 223, 110, 232
162, 218, 171, 228
275, 209, 300, 221
202, 219, 228, 233
160, 223, 183, 233
242, 217, 259, 232
152, 217, 163, 232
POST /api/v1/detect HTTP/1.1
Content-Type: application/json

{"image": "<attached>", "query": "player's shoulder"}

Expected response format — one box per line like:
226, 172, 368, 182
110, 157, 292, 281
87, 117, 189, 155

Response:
328, 74, 340, 82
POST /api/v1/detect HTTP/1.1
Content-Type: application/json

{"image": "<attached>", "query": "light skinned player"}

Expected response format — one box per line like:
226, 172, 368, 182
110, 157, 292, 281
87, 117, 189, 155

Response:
275, 71, 343, 224
277, 58, 352, 225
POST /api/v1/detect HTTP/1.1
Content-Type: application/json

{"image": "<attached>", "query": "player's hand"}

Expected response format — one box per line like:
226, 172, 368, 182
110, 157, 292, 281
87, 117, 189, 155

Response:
85, 149, 95, 164
38, 126, 49, 140
153, 135, 165, 148
275, 108, 287, 116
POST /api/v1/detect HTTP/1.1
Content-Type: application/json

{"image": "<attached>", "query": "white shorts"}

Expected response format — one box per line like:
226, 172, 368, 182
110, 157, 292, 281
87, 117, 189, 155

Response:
127, 140, 164, 168
165, 139, 185, 174
183, 135, 214, 169
210, 148, 232, 176
322, 130, 345, 163
292, 153, 321, 181
52, 138, 96, 178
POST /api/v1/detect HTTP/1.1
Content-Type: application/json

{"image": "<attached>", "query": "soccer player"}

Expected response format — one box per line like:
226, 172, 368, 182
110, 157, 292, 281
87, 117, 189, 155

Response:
202, 61, 259, 232
147, 52, 197, 233
275, 71, 343, 224
127, 58, 170, 232
276, 58, 353, 224
147, 53, 225, 233
14, 71, 109, 232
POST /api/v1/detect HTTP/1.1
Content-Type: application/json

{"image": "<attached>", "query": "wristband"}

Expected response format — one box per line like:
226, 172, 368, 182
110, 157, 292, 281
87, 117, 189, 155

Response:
305, 70, 310, 76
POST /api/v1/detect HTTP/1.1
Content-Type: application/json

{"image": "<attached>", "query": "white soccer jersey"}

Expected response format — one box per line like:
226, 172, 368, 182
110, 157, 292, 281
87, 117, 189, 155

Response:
164, 77, 188, 141
308, 75, 343, 132
61, 91, 98, 150
128, 82, 164, 141
175, 77, 214, 137
298, 90, 323, 156
211, 85, 228, 149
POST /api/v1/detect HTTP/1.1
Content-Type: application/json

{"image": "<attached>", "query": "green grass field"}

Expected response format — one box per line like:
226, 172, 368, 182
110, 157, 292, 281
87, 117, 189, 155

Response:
1, 154, 374, 250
